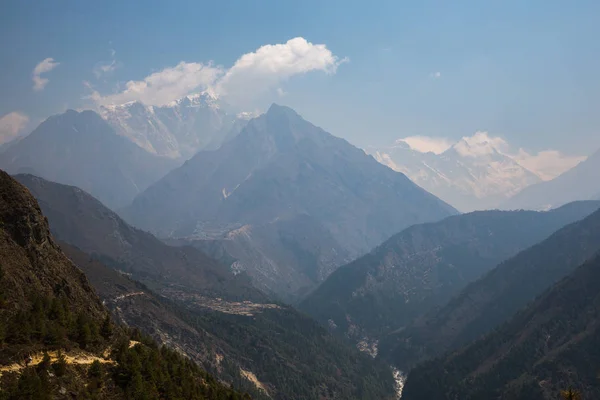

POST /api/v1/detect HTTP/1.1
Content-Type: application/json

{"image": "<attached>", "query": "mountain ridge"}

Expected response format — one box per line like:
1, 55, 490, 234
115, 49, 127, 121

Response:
300, 201, 600, 348
100, 91, 250, 159
0, 109, 177, 209
123, 104, 457, 300
380, 204, 600, 372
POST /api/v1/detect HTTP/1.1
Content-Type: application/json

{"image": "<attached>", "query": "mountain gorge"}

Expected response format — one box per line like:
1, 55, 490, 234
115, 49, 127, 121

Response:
16, 173, 398, 400
0, 109, 177, 209
300, 202, 600, 349
124, 104, 457, 300
100, 91, 250, 159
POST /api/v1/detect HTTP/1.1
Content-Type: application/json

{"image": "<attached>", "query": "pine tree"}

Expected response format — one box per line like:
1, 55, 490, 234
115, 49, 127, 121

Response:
88, 360, 103, 379
38, 352, 51, 372
52, 350, 67, 377
76, 314, 92, 349
100, 314, 112, 340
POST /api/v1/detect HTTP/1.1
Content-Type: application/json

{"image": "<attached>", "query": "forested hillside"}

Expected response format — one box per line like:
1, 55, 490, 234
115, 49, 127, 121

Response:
301, 203, 600, 346
381, 206, 600, 371
403, 253, 600, 400
0, 170, 249, 399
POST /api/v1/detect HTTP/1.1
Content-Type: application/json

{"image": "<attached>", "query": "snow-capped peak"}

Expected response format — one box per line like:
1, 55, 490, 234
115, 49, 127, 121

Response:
166, 90, 220, 109
452, 131, 508, 158
100, 92, 251, 160
369, 132, 543, 211
369, 131, 585, 212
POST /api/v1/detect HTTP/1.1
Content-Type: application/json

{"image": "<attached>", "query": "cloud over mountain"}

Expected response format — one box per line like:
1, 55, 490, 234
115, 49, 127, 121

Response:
86, 37, 345, 108
215, 37, 346, 107
512, 149, 585, 181
395, 135, 453, 154
372, 132, 586, 211
0, 111, 29, 144
394, 132, 584, 180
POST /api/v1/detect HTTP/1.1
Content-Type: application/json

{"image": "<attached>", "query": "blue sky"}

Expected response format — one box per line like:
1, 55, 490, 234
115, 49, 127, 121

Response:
1, 0, 600, 157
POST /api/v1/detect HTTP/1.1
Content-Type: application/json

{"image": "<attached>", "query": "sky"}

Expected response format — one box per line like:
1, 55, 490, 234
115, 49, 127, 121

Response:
1, 0, 600, 160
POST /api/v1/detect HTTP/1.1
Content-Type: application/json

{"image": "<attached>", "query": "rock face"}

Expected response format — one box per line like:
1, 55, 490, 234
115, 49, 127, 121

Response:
123, 104, 457, 300
100, 91, 250, 159
402, 253, 600, 400
0, 169, 104, 317
300, 201, 600, 344
502, 147, 600, 211
371, 133, 543, 212
0, 110, 177, 209
380, 204, 600, 372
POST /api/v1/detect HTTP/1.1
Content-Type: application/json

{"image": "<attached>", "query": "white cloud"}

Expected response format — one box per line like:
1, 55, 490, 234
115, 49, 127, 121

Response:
32, 58, 60, 91
94, 49, 118, 78
513, 149, 586, 181
93, 62, 222, 106
0, 112, 29, 144
395, 135, 453, 154
87, 37, 345, 107
431, 71, 441, 79
216, 37, 346, 106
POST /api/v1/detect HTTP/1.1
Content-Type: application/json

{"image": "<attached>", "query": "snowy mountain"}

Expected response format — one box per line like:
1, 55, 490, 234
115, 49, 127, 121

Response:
100, 91, 251, 159
371, 132, 579, 212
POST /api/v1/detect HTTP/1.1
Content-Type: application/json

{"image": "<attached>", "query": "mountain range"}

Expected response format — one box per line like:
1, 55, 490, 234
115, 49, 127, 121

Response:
123, 104, 457, 300
4, 94, 600, 399
300, 201, 600, 351
100, 91, 251, 159
371, 133, 544, 211
15, 172, 398, 400
0, 109, 177, 209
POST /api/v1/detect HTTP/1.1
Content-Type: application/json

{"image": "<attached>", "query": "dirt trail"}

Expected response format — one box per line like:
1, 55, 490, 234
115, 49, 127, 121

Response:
0, 346, 124, 377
